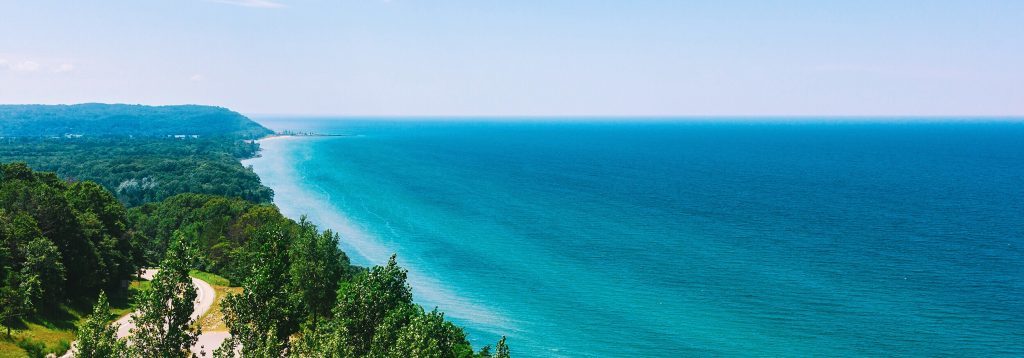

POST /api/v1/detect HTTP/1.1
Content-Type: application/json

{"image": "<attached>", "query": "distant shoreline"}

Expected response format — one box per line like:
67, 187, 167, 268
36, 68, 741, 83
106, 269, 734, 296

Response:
262, 132, 350, 140
246, 133, 344, 147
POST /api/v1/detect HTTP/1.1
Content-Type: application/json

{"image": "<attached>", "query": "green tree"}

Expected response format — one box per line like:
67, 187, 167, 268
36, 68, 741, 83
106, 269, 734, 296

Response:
0, 271, 28, 337
494, 336, 511, 358
66, 181, 135, 291
0, 210, 34, 336
289, 217, 348, 327
292, 321, 345, 357
387, 310, 444, 357
18, 237, 65, 312
385, 307, 475, 358
74, 291, 127, 357
0, 163, 104, 296
333, 254, 413, 357
297, 255, 494, 357
217, 221, 295, 357
130, 233, 199, 357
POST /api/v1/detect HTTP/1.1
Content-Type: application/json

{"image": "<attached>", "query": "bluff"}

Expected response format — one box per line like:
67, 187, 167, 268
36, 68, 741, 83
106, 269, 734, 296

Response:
0, 103, 272, 138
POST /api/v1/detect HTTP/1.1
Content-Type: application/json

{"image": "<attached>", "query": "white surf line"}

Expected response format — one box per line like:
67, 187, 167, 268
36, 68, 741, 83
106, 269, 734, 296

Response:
247, 136, 516, 334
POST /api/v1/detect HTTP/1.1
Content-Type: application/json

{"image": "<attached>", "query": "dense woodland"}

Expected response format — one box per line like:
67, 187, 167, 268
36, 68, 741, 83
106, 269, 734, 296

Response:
0, 163, 136, 330
0, 104, 271, 138
0, 137, 271, 207
0, 105, 509, 357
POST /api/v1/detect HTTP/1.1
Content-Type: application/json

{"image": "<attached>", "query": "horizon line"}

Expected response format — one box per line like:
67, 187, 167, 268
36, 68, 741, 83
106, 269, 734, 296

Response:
2, 103, 1022, 120
245, 114, 1024, 120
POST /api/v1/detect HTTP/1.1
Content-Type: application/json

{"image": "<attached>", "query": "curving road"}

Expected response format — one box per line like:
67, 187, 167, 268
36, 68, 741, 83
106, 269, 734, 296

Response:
61, 269, 227, 357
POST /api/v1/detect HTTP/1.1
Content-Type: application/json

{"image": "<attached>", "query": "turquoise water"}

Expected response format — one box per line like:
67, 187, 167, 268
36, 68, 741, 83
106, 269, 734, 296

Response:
243, 119, 1024, 357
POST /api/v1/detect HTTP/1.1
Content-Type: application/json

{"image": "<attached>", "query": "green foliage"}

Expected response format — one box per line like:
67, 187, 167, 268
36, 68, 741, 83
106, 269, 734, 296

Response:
129, 233, 200, 358
384, 307, 475, 358
211, 336, 239, 358
289, 217, 350, 326
494, 336, 511, 358
16, 337, 46, 358
188, 270, 231, 287
0, 162, 135, 336
292, 254, 495, 357
19, 236, 65, 312
0, 137, 272, 207
0, 272, 28, 337
127, 194, 364, 289
74, 291, 128, 358
334, 254, 414, 356
128, 194, 256, 268
0, 104, 274, 207
0, 104, 272, 138
218, 221, 296, 356
0, 104, 513, 356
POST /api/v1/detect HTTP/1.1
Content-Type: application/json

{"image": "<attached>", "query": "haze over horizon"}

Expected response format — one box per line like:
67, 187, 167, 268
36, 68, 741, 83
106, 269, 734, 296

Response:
1, 1, 1021, 117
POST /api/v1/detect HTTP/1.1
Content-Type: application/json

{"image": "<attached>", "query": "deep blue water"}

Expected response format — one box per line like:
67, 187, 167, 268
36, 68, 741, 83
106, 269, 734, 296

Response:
243, 119, 1024, 357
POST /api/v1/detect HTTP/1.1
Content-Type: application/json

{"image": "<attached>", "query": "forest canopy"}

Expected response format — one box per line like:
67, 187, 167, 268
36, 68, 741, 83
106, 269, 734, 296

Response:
0, 104, 274, 206
0, 104, 510, 357
0, 104, 271, 138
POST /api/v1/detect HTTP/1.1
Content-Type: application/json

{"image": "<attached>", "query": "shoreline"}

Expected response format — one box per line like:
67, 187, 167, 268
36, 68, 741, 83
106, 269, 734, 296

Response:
260, 133, 350, 140
246, 133, 350, 146
241, 134, 313, 160
238, 133, 512, 346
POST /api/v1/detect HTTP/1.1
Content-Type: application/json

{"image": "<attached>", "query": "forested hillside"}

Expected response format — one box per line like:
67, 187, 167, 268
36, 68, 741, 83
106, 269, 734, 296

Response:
0, 104, 510, 357
0, 138, 270, 206
125, 193, 503, 357
0, 161, 137, 304
0, 163, 137, 355
0, 105, 273, 206
0, 104, 271, 138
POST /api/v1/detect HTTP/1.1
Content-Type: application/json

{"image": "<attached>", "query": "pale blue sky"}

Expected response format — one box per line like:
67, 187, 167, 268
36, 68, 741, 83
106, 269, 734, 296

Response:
0, 0, 1021, 116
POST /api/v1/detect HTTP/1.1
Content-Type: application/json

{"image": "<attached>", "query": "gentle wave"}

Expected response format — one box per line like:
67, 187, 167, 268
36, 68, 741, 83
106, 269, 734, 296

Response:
243, 136, 517, 337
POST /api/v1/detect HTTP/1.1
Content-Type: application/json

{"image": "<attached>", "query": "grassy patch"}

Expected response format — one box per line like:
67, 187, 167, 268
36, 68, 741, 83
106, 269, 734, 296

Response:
0, 306, 83, 358
197, 285, 242, 332
0, 278, 150, 357
191, 270, 238, 332
189, 270, 233, 287
193, 271, 242, 333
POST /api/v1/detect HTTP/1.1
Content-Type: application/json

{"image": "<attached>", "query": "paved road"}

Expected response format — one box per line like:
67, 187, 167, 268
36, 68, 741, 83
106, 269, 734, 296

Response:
193, 332, 232, 356
60, 269, 227, 357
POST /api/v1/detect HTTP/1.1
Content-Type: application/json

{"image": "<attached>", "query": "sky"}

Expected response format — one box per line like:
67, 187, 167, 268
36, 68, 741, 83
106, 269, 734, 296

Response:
0, 0, 1021, 116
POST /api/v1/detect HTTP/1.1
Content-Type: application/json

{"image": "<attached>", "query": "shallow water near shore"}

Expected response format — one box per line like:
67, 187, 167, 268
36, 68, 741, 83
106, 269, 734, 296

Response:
243, 119, 1024, 357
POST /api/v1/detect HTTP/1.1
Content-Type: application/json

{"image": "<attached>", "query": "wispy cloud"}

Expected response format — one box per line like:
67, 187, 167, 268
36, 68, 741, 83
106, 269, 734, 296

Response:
1, 60, 41, 72
1, 56, 75, 74
208, 0, 286, 8
190, 74, 205, 82
53, 63, 75, 73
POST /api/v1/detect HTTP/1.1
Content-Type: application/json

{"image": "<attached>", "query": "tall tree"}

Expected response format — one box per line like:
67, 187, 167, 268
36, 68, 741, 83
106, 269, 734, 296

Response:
74, 291, 127, 357
0, 209, 34, 335
66, 181, 135, 291
18, 236, 65, 313
494, 336, 511, 358
217, 221, 295, 356
130, 232, 199, 358
384, 307, 475, 358
288, 217, 348, 327
0, 271, 27, 337
295, 255, 497, 357
333, 254, 413, 357
0, 163, 125, 297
